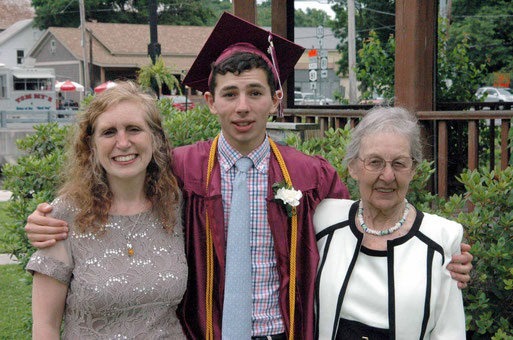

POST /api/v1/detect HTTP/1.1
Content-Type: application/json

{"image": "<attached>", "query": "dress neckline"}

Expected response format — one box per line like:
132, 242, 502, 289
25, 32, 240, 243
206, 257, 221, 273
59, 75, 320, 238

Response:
348, 200, 424, 249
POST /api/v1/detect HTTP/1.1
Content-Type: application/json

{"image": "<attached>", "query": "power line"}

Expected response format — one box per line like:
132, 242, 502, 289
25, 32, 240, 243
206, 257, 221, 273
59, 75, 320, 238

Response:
297, 22, 395, 40
357, 25, 395, 33
453, 14, 513, 18
59, 0, 75, 14
296, 33, 337, 39
353, 1, 395, 16
357, 6, 395, 16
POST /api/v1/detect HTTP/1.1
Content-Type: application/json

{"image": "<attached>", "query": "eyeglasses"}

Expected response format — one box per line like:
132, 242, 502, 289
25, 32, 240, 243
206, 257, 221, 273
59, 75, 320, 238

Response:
358, 157, 415, 172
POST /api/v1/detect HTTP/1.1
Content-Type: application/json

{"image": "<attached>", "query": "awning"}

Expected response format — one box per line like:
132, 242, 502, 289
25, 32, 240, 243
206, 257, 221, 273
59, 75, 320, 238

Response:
12, 70, 55, 79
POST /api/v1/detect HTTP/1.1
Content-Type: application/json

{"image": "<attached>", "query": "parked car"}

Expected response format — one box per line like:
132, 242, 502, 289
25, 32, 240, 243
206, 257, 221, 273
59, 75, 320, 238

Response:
359, 98, 385, 105
301, 93, 334, 105
165, 95, 195, 111
475, 87, 513, 102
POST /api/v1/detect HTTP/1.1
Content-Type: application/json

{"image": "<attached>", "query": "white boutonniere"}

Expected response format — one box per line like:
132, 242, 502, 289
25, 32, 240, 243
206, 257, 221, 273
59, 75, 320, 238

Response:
273, 180, 302, 217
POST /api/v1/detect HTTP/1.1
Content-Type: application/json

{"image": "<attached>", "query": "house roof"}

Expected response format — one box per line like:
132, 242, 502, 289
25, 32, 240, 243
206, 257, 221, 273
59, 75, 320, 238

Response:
0, 18, 34, 46
0, 0, 34, 31
38, 22, 213, 71
32, 22, 341, 72
86, 22, 212, 56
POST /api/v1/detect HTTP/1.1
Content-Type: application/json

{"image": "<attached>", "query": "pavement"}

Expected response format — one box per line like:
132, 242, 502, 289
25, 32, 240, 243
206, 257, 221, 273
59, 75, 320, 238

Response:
0, 190, 17, 265
0, 253, 17, 265
0, 190, 12, 201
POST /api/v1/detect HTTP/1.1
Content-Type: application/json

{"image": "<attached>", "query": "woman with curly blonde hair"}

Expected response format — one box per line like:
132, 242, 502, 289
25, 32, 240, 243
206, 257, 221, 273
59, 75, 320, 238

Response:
27, 81, 187, 339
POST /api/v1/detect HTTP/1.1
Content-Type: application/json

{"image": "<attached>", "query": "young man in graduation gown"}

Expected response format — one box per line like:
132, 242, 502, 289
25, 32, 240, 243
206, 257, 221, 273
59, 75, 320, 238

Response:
173, 13, 350, 339
25, 12, 473, 340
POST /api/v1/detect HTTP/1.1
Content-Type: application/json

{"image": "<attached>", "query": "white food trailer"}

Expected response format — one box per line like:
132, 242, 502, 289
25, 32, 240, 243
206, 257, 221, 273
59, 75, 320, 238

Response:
0, 64, 56, 111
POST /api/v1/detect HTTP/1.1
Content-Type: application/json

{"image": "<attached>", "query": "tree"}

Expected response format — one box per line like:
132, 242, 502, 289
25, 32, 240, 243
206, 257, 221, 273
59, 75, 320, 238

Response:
356, 30, 395, 100
32, 0, 216, 29
330, 0, 395, 76
436, 18, 485, 102
355, 19, 484, 102
256, 1, 333, 27
449, 0, 513, 79
206, 0, 232, 26
256, 0, 271, 26
295, 8, 333, 27
137, 56, 180, 97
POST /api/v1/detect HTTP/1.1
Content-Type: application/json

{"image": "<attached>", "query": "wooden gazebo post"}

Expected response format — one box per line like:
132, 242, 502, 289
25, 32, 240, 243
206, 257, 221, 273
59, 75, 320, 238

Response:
394, 0, 441, 195
233, 0, 257, 23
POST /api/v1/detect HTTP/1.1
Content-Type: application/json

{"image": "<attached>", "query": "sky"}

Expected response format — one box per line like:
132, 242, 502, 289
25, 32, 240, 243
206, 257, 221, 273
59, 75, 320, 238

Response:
255, 0, 337, 19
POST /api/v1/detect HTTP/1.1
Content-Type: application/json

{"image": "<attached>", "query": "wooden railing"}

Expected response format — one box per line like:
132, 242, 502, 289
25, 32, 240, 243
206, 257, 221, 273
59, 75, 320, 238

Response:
0, 110, 78, 128
282, 102, 513, 198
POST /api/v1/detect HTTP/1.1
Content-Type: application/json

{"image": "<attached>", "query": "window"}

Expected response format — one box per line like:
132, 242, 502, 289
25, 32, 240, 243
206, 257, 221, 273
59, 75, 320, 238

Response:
26, 78, 38, 90
13, 77, 53, 91
485, 89, 498, 97
38, 78, 52, 90
13, 76, 25, 90
0, 75, 6, 98
17, 50, 24, 64
50, 40, 56, 53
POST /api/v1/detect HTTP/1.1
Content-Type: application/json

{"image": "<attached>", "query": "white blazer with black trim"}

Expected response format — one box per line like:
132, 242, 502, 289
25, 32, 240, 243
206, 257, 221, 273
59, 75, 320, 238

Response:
313, 199, 466, 340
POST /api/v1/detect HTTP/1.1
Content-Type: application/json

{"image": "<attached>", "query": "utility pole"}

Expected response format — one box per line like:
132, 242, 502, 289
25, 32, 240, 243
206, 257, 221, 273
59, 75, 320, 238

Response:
148, 0, 161, 64
79, 0, 89, 97
347, 0, 357, 104
446, 0, 453, 38
147, 0, 161, 97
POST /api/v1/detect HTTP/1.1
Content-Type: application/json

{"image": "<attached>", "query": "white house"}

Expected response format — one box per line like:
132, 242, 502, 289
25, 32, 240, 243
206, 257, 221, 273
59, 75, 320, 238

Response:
0, 19, 44, 68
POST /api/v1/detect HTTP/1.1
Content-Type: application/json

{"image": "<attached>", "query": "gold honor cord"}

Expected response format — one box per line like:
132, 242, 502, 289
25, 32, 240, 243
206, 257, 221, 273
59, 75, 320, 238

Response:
204, 135, 298, 340
269, 138, 298, 340
205, 134, 220, 340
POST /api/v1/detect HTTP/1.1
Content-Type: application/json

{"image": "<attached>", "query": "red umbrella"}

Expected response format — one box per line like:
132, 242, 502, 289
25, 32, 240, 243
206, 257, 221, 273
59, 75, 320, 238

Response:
56, 80, 84, 92
94, 81, 117, 93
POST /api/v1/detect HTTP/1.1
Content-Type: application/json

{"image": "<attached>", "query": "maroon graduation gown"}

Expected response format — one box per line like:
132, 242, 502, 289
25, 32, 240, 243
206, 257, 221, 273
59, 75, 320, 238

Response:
172, 140, 349, 340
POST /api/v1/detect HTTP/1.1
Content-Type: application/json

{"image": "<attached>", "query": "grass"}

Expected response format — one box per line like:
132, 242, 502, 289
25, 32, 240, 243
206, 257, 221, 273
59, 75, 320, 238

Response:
0, 201, 13, 252
0, 265, 32, 339
1, 200, 32, 339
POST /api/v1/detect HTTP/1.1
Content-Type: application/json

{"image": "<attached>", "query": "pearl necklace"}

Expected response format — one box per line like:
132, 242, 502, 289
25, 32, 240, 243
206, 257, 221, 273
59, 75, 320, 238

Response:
358, 199, 410, 236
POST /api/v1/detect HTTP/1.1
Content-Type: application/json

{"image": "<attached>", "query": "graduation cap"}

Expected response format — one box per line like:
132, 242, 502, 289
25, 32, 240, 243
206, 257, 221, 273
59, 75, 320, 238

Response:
183, 11, 305, 97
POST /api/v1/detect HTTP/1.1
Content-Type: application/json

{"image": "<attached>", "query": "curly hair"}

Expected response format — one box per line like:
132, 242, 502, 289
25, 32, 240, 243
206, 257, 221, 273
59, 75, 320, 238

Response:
58, 81, 180, 234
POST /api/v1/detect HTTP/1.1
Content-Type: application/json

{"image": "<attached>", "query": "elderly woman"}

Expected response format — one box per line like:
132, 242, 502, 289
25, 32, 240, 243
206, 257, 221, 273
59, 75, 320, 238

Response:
26, 81, 187, 339
314, 107, 466, 339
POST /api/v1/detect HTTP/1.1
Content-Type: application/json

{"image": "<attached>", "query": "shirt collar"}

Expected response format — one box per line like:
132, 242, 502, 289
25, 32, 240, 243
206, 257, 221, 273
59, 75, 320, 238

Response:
217, 132, 270, 174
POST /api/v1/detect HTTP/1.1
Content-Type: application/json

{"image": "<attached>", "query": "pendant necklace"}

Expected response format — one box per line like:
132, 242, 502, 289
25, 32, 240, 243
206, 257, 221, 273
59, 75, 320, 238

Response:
124, 211, 143, 256
358, 199, 409, 236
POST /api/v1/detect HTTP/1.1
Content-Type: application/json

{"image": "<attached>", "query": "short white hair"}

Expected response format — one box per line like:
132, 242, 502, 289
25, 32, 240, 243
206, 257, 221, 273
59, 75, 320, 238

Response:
344, 106, 422, 165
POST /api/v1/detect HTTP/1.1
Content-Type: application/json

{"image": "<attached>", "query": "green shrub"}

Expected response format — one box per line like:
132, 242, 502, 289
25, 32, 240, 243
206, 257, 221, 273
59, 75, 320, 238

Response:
439, 169, 513, 338
161, 102, 220, 147
1, 123, 68, 267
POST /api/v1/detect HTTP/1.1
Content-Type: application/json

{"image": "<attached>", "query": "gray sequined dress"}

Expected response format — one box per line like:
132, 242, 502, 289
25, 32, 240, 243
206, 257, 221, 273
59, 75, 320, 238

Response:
26, 198, 188, 339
